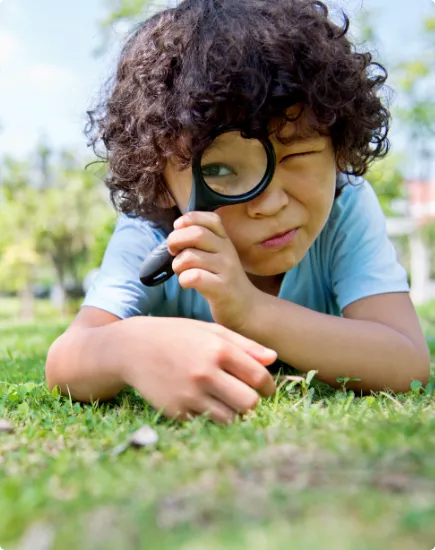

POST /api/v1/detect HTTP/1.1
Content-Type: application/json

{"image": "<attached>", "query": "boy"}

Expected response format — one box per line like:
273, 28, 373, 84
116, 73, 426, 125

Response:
46, 0, 430, 424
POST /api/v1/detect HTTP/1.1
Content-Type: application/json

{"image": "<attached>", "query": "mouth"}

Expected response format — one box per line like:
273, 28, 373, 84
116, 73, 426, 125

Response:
259, 227, 299, 248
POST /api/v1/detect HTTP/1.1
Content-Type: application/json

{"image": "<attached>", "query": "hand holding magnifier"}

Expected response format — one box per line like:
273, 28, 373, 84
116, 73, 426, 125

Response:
139, 129, 276, 286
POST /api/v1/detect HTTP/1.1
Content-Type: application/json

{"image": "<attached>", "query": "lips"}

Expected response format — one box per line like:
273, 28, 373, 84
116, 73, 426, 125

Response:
258, 227, 300, 249
260, 228, 297, 244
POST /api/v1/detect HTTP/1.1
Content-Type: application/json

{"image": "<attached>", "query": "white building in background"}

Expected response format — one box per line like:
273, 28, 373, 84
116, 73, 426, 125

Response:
387, 180, 435, 305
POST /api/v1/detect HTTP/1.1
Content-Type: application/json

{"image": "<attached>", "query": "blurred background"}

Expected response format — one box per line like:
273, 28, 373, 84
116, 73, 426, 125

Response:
0, 0, 434, 322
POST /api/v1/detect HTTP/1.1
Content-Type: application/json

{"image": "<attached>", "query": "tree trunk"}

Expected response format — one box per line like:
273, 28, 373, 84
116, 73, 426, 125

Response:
52, 260, 68, 317
19, 283, 34, 320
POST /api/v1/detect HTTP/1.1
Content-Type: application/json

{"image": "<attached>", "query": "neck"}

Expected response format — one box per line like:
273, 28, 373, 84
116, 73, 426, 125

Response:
247, 273, 285, 297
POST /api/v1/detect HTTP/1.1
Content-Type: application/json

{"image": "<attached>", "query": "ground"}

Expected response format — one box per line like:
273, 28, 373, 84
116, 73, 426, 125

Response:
0, 299, 435, 549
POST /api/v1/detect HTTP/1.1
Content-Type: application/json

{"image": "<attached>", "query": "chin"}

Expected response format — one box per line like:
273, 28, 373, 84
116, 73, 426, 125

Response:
245, 255, 302, 277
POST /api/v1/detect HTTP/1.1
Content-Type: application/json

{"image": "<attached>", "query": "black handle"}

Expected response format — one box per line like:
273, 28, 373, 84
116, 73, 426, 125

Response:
139, 239, 174, 286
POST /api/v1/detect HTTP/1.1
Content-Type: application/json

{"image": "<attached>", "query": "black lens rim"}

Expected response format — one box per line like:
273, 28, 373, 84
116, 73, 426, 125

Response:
188, 127, 276, 212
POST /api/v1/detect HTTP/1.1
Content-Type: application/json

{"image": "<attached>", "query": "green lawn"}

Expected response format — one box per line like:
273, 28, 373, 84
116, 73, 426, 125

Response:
1, 301, 435, 549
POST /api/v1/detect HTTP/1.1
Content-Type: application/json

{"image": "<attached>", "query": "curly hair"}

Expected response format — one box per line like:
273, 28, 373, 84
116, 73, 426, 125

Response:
85, 0, 391, 232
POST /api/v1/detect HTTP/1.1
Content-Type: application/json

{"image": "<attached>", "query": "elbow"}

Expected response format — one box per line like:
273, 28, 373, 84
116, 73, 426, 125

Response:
341, 347, 431, 396
45, 330, 123, 404
45, 335, 64, 392
45, 334, 86, 399
391, 345, 431, 394
411, 346, 432, 388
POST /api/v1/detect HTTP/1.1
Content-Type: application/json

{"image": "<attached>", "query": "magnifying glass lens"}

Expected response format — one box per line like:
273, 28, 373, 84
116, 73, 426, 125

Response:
200, 131, 268, 196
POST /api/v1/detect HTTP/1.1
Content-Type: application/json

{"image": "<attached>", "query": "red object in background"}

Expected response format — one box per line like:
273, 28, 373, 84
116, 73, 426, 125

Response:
407, 180, 435, 223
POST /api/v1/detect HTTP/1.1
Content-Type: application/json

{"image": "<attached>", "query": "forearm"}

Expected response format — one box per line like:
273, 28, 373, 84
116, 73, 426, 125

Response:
46, 318, 139, 402
241, 292, 430, 393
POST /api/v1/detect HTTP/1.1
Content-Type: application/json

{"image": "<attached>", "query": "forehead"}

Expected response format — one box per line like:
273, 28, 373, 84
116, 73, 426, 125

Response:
269, 105, 324, 144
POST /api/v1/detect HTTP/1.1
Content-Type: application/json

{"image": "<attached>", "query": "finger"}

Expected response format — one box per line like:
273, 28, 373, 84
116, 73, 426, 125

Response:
211, 323, 278, 366
177, 268, 245, 307
174, 211, 227, 238
172, 248, 220, 276
190, 397, 238, 425
220, 340, 276, 398
177, 268, 224, 298
168, 224, 224, 255
205, 369, 261, 414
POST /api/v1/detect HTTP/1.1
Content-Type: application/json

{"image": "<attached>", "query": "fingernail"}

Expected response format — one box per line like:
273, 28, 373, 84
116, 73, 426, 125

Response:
173, 218, 182, 229
263, 347, 277, 356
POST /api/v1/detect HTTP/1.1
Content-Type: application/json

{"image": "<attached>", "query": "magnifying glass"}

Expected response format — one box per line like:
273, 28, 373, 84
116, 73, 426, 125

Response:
139, 128, 276, 286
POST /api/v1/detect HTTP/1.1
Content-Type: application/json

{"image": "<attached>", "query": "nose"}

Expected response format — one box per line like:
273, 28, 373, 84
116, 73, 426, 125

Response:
245, 171, 290, 219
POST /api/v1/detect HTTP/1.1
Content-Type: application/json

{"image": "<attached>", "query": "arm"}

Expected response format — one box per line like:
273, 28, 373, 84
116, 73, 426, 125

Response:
164, 185, 429, 394
46, 214, 166, 402
237, 181, 428, 394
239, 290, 430, 393
46, 306, 134, 402
46, 306, 277, 423
45, 215, 277, 421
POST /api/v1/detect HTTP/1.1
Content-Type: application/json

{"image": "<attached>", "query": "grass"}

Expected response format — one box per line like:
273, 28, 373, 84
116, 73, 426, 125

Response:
0, 300, 435, 549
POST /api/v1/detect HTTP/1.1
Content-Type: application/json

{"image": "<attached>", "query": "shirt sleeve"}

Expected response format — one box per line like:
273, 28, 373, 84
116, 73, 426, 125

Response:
328, 179, 410, 311
81, 214, 167, 319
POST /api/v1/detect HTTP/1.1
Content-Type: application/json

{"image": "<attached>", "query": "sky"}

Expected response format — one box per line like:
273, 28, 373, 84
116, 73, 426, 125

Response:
0, 0, 434, 167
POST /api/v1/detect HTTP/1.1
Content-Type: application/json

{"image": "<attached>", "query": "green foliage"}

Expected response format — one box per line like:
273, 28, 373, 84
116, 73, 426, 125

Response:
33, 155, 115, 286
88, 214, 117, 270
100, 0, 154, 25
425, 17, 435, 32
365, 154, 406, 215
392, 16, 435, 175
0, 143, 115, 297
336, 376, 362, 393
396, 99, 435, 140
0, 158, 42, 292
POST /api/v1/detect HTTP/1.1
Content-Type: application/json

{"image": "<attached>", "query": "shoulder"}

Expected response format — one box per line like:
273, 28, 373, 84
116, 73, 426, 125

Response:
318, 174, 409, 310
329, 174, 380, 224
321, 174, 385, 248
115, 214, 168, 243
81, 214, 169, 319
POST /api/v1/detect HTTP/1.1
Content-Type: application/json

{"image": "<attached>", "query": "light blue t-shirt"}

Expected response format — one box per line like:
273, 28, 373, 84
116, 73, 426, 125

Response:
82, 177, 410, 320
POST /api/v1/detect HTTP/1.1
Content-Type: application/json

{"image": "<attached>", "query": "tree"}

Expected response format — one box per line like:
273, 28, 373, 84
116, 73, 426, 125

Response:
34, 151, 114, 313
100, 0, 154, 25
365, 153, 406, 216
0, 143, 115, 318
0, 157, 42, 318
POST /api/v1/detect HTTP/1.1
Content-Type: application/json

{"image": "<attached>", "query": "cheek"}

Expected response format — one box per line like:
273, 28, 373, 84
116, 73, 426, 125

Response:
298, 163, 336, 213
302, 173, 336, 238
216, 205, 249, 249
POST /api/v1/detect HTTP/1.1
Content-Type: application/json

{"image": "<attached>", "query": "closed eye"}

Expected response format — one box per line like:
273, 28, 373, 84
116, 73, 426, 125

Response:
280, 152, 318, 162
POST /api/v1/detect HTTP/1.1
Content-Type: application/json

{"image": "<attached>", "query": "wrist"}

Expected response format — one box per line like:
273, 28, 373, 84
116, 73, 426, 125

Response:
236, 286, 270, 337
106, 316, 153, 387
85, 320, 134, 388
114, 316, 179, 388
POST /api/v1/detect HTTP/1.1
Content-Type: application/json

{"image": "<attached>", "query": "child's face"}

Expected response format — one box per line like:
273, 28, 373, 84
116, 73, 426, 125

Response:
163, 118, 337, 278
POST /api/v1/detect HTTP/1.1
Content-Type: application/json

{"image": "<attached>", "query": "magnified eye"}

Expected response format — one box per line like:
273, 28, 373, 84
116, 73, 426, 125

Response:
201, 164, 235, 177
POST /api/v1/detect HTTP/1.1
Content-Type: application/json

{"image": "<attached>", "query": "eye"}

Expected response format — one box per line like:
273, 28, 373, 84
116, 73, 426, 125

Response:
280, 152, 317, 163
201, 164, 235, 177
